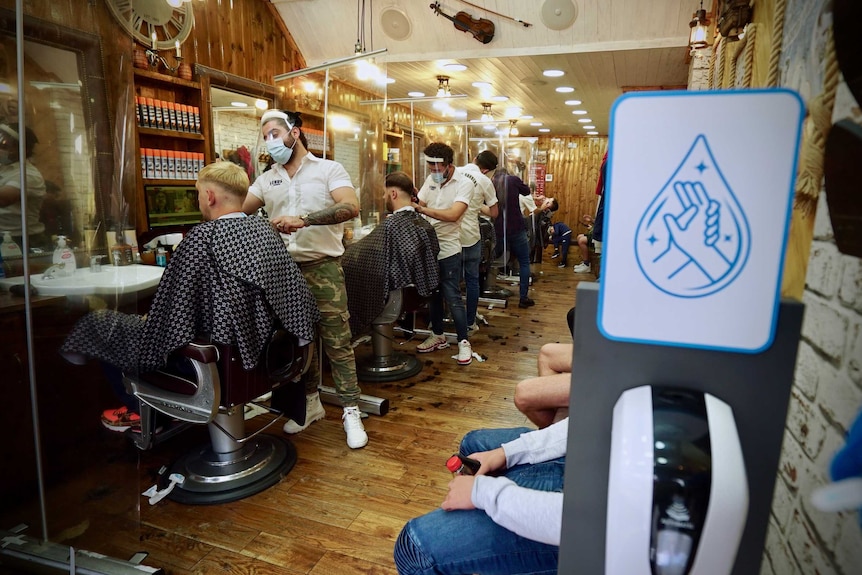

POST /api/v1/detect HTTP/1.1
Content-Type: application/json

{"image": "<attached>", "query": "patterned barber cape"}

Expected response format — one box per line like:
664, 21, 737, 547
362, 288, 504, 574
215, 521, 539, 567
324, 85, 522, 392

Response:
342, 210, 440, 336
61, 215, 319, 372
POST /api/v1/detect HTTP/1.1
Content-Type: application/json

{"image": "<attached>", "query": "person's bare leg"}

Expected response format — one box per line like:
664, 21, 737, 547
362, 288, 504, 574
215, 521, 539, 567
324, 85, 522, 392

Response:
578, 234, 590, 264
537, 343, 574, 376
514, 372, 572, 428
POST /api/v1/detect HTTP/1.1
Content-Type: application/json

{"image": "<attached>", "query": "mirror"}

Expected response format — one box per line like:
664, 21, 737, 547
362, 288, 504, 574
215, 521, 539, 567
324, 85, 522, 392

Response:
0, 8, 112, 265
195, 64, 276, 182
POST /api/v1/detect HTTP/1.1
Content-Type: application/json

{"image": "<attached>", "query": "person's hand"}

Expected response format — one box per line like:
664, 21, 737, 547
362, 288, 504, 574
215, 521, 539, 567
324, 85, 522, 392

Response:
272, 216, 306, 234
468, 447, 507, 475
441, 475, 476, 511
662, 181, 731, 281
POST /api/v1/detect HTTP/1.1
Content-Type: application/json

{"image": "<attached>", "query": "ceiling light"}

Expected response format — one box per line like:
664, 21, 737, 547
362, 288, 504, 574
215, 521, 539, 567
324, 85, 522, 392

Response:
530, 122, 543, 127
480, 102, 493, 122
555, 86, 575, 93
538, 128, 550, 133
443, 63, 467, 72
255, 99, 268, 110
689, 0, 710, 49
565, 100, 582, 106
505, 107, 523, 119
509, 120, 519, 137
587, 131, 599, 135
408, 91, 425, 98
583, 125, 596, 129
491, 95, 509, 102
543, 69, 565, 77
572, 110, 588, 115
436, 75, 451, 97
520, 115, 534, 120
472, 81, 492, 89
230, 101, 248, 107
578, 118, 592, 123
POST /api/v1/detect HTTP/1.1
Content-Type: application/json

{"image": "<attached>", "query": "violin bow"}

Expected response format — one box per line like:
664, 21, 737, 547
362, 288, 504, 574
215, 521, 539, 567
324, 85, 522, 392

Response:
454, 0, 532, 27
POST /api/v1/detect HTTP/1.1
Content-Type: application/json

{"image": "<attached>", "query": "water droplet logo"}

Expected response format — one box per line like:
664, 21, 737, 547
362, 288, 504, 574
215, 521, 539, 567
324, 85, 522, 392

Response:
635, 135, 750, 298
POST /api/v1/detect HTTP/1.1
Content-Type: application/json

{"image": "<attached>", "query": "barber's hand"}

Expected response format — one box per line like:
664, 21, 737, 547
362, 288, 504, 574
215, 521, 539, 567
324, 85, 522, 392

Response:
272, 216, 306, 234
468, 447, 507, 475
441, 475, 476, 511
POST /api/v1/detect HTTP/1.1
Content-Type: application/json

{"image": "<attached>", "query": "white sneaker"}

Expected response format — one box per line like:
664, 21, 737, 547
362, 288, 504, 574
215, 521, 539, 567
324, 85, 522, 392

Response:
283, 392, 326, 434
467, 322, 479, 333
573, 262, 591, 273
342, 406, 368, 449
457, 339, 473, 365
417, 333, 449, 353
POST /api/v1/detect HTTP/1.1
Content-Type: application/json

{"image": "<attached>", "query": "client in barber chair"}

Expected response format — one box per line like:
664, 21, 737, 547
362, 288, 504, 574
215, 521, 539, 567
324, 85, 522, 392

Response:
60, 161, 319, 432
342, 171, 440, 337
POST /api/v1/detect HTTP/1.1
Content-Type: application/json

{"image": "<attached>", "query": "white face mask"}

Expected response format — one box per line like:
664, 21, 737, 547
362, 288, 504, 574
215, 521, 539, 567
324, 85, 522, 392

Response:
265, 126, 297, 165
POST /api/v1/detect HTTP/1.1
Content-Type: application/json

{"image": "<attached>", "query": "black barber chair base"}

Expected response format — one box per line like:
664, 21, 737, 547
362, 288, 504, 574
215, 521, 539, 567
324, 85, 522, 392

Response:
357, 350, 422, 382
160, 433, 295, 505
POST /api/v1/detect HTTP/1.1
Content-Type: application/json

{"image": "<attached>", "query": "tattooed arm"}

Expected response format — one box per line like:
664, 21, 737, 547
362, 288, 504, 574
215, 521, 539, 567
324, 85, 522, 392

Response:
272, 185, 359, 233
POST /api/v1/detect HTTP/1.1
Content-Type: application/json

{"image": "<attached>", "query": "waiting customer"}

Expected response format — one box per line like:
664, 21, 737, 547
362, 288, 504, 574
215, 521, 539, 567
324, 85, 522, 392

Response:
60, 162, 319, 432
244, 109, 368, 449
394, 419, 568, 574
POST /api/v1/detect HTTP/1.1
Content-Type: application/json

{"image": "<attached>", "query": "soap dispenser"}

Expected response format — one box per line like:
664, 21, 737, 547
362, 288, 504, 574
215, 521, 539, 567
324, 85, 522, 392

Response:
53, 235, 76, 275
0, 231, 22, 259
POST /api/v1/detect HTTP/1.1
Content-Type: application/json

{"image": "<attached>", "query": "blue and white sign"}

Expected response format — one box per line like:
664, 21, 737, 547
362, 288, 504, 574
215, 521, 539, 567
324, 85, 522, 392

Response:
598, 90, 804, 353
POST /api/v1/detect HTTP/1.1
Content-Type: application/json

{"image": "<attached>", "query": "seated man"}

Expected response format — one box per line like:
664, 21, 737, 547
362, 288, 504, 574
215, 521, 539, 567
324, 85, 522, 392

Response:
60, 162, 319, 430
548, 219, 573, 269
342, 171, 440, 337
394, 418, 567, 575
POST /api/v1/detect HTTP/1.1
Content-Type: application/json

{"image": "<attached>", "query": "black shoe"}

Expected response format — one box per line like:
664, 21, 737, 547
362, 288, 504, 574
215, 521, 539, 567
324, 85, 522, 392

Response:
557, 262, 567, 268
518, 297, 535, 308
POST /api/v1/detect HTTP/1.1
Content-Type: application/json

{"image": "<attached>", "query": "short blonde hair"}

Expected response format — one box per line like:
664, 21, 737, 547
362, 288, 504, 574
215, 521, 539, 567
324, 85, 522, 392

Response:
197, 161, 249, 199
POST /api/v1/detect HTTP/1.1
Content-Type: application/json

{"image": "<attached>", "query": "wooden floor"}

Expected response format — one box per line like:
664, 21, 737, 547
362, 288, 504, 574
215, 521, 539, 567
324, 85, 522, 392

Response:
1, 258, 594, 575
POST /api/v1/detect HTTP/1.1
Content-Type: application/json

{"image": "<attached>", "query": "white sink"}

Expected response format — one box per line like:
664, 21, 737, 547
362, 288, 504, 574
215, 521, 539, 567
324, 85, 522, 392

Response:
0, 264, 165, 297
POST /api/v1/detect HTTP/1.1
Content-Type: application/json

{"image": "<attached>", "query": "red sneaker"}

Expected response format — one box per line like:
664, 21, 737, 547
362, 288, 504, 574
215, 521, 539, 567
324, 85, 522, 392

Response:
101, 406, 141, 432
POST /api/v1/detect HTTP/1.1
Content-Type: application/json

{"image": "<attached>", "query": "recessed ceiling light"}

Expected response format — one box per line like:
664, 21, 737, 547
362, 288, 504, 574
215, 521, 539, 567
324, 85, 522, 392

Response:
472, 81, 492, 89
384, 77, 396, 84
555, 86, 574, 93
583, 125, 596, 130
578, 118, 592, 123
587, 131, 599, 135
491, 95, 509, 102
564, 100, 582, 106
443, 63, 467, 72
520, 115, 534, 120
543, 69, 564, 77
231, 101, 248, 107
538, 128, 550, 132
572, 110, 588, 115
530, 122, 543, 126
408, 91, 425, 97
255, 99, 268, 110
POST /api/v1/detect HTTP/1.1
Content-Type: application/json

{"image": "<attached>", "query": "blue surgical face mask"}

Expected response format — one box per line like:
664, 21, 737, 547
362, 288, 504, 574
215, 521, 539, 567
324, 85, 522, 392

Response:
265, 127, 297, 165
431, 167, 447, 184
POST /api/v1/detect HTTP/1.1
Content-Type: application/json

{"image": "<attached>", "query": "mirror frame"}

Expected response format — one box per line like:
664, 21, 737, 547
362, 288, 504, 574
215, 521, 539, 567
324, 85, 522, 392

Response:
0, 7, 112, 232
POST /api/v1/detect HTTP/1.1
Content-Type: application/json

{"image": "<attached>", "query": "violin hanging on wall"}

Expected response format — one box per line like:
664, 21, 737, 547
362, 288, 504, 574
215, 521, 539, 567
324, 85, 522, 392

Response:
429, 2, 495, 45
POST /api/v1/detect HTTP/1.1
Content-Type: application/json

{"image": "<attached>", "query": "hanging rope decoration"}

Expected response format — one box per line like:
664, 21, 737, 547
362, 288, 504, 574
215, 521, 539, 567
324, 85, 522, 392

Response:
766, 0, 787, 88
742, 24, 757, 87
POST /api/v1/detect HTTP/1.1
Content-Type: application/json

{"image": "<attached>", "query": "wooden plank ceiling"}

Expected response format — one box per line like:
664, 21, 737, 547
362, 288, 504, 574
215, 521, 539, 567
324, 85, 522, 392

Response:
270, 0, 698, 136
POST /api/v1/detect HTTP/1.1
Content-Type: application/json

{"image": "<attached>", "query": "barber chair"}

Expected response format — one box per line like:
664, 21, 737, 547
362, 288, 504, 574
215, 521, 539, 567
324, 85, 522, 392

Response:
479, 216, 511, 303
124, 330, 312, 504
355, 287, 424, 383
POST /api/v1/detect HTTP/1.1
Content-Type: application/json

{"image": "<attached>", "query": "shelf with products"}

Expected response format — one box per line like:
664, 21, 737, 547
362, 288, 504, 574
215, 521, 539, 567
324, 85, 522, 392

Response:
383, 130, 403, 172
132, 67, 209, 232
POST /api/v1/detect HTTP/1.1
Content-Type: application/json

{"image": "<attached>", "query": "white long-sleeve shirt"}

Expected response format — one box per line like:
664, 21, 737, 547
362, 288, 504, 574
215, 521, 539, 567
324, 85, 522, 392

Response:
471, 418, 568, 545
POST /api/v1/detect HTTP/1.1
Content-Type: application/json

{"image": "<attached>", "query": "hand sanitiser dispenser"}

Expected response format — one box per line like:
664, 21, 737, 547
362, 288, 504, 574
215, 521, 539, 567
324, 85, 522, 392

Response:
605, 385, 748, 575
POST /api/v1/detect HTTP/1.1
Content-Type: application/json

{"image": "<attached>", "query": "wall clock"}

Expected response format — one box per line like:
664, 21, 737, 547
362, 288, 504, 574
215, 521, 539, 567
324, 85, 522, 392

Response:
105, 0, 194, 49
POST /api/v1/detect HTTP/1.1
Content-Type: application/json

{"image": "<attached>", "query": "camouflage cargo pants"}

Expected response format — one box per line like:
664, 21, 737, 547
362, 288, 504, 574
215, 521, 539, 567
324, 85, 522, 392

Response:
300, 257, 361, 406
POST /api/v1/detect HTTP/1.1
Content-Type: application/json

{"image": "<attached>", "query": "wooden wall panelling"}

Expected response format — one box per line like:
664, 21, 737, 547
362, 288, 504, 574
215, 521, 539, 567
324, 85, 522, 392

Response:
539, 136, 608, 228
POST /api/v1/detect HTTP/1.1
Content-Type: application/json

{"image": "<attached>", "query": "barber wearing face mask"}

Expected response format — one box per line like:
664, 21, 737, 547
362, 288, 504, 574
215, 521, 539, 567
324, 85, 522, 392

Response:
0, 123, 47, 249
413, 142, 475, 367
243, 109, 368, 450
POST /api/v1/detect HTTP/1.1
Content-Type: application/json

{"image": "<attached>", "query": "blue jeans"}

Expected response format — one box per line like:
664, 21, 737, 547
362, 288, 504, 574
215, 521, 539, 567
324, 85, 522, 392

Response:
394, 427, 564, 575
462, 240, 482, 326
430, 252, 468, 341
506, 230, 531, 300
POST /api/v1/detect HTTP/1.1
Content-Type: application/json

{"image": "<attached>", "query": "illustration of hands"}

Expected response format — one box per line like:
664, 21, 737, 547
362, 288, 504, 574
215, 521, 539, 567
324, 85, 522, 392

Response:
661, 181, 732, 282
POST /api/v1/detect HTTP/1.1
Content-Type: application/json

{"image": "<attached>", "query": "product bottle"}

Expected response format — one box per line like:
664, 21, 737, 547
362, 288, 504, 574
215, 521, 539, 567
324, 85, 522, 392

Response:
111, 229, 133, 266
0, 231, 22, 259
446, 454, 481, 476
155, 246, 167, 267
53, 235, 77, 274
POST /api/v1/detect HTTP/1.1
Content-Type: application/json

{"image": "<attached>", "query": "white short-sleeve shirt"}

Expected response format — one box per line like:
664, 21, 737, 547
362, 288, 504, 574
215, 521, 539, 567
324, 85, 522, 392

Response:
249, 153, 354, 262
418, 169, 474, 260
457, 163, 498, 247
